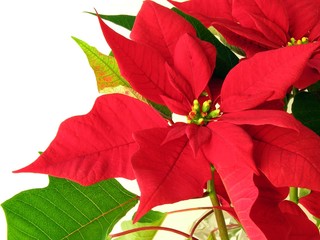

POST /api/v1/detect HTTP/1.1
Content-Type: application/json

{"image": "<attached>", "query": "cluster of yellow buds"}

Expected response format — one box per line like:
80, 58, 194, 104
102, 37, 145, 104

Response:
287, 37, 309, 46
187, 99, 220, 125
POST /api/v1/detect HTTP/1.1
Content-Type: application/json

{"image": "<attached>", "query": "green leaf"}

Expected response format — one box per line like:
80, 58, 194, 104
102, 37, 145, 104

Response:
1, 177, 138, 240
113, 210, 167, 240
299, 188, 311, 198
292, 91, 320, 135
171, 8, 239, 78
85, 12, 135, 31
72, 36, 131, 92
307, 80, 320, 93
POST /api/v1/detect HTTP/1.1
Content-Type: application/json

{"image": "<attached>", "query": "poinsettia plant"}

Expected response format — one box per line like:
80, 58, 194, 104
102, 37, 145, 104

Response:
2, 0, 320, 239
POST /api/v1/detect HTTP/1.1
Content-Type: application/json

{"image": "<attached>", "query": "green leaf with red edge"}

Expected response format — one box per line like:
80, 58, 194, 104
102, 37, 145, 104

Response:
246, 122, 320, 191
221, 43, 320, 112
72, 37, 131, 92
132, 126, 211, 221
112, 210, 167, 240
292, 91, 320, 135
1, 177, 138, 240
85, 12, 135, 31
14, 94, 167, 185
73, 37, 172, 118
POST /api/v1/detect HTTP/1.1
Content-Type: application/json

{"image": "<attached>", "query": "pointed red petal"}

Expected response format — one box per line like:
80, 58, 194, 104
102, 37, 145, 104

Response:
185, 124, 212, 156
213, 171, 238, 220
309, 19, 320, 41
97, 12, 174, 105
131, 1, 196, 65
232, 0, 289, 40
243, 13, 288, 46
285, 0, 320, 39
247, 123, 320, 191
132, 126, 211, 220
251, 174, 319, 239
161, 122, 187, 145
220, 110, 300, 132
212, 20, 277, 56
162, 123, 212, 156
217, 166, 262, 239
221, 43, 320, 112
208, 122, 256, 172
174, 34, 216, 98
203, 127, 262, 238
250, 174, 289, 239
279, 201, 320, 239
168, 0, 233, 27
162, 63, 193, 114
295, 56, 320, 89
15, 94, 167, 185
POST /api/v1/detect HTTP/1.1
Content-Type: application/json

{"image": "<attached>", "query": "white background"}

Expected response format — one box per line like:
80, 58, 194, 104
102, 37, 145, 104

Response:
0, 1, 215, 239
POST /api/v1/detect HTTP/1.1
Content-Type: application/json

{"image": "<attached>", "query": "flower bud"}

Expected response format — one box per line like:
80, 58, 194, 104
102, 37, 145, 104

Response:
208, 109, 220, 118
202, 100, 212, 113
188, 110, 197, 119
301, 37, 309, 44
192, 99, 200, 111
196, 118, 204, 125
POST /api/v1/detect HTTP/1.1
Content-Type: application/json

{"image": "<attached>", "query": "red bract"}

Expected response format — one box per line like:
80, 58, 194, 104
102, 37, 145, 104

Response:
251, 174, 320, 239
220, 43, 320, 112
169, 0, 320, 88
15, 1, 320, 238
299, 191, 320, 219
14, 94, 168, 185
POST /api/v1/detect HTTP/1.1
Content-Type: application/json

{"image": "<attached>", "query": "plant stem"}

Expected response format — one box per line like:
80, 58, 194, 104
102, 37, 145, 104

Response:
109, 226, 199, 239
289, 187, 299, 204
207, 231, 217, 240
208, 166, 229, 240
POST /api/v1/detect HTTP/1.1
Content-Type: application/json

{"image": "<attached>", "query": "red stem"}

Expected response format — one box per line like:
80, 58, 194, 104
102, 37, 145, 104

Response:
189, 210, 214, 237
167, 206, 213, 215
109, 226, 199, 239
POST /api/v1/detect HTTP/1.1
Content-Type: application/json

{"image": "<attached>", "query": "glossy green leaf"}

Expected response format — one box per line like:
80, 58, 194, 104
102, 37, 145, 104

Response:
172, 8, 239, 78
113, 210, 167, 240
72, 36, 131, 92
85, 12, 135, 31
292, 92, 320, 135
1, 177, 138, 240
